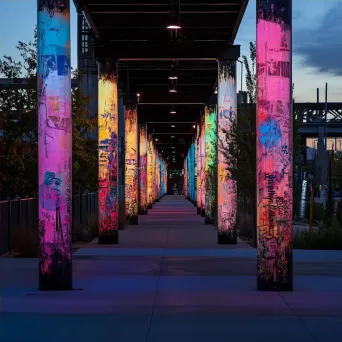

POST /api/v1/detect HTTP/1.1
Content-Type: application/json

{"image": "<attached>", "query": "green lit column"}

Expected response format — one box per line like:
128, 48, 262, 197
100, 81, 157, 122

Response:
204, 97, 218, 224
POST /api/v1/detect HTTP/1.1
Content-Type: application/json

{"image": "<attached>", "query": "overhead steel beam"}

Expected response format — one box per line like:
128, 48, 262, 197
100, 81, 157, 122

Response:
231, 0, 248, 42
148, 122, 197, 124
138, 102, 204, 105
94, 42, 240, 60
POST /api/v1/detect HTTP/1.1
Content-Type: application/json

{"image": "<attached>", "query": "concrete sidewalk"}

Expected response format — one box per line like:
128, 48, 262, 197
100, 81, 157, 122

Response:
1, 195, 342, 342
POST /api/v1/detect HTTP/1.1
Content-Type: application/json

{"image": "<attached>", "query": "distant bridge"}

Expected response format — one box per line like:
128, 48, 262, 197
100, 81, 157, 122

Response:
295, 102, 342, 137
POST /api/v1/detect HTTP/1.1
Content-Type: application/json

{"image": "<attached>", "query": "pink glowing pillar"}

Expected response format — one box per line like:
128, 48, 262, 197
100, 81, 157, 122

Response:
38, 0, 72, 290
256, 0, 293, 291
217, 59, 237, 244
200, 113, 206, 216
98, 61, 119, 244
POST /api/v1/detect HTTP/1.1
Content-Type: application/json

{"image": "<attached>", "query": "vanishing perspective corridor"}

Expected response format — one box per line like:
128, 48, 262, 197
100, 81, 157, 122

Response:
2, 196, 342, 342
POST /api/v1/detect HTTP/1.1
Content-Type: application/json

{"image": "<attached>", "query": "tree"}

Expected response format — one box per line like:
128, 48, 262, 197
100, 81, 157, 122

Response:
242, 41, 256, 103
0, 28, 97, 199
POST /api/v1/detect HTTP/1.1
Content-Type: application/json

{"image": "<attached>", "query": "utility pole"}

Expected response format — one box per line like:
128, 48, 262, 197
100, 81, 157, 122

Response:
325, 83, 328, 150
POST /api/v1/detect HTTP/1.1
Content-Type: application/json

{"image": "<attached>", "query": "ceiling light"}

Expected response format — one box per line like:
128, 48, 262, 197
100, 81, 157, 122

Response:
171, 135, 175, 138
167, 0, 181, 29
155, 138, 158, 141
167, 25, 181, 29
168, 67, 178, 80
171, 125, 175, 128
171, 146, 175, 149
214, 88, 218, 94
193, 125, 196, 128
169, 87, 177, 93
170, 105, 176, 114
136, 93, 140, 97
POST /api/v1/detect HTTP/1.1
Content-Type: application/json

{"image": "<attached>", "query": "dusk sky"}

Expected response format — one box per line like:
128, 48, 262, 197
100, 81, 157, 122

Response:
0, 0, 341, 102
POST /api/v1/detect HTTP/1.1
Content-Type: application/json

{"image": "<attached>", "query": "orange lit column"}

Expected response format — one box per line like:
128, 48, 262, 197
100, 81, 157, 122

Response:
98, 60, 119, 244
124, 97, 139, 225
256, 0, 293, 291
138, 124, 148, 215
152, 144, 156, 203
217, 59, 237, 244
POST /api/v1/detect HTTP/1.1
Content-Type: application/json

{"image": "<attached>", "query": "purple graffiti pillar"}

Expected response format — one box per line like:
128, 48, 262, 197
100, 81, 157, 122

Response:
217, 59, 237, 244
98, 60, 119, 244
38, 0, 72, 290
256, 0, 293, 291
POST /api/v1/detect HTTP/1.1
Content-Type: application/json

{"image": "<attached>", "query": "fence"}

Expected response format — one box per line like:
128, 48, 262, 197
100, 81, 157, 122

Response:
0, 193, 98, 255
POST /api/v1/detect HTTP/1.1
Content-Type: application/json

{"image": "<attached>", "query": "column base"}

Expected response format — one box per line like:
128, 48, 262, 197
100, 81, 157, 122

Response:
201, 209, 205, 217
257, 278, 293, 292
138, 208, 148, 215
197, 207, 201, 215
39, 252, 72, 291
148, 203, 153, 209
99, 230, 119, 244
128, 216, 138, 225
205, 216, 214, 225
218, 231, 237, 244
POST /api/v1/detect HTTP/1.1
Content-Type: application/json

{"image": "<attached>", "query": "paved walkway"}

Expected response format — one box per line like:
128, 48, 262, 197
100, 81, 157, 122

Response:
1, 195, 342, 342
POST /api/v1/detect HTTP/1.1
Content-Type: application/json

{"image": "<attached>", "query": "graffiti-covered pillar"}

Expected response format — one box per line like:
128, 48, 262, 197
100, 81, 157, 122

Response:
147, 134, 153, 209
205, 100, 218, 224
200, 113, 206, 217
38, 0, 72, 290
139, 124, 148, 214
256, 0, 293, 291
217, 59, 237, 244
196, 124, 201, 214
125, 98, 139, 225
98, 60, 119, 244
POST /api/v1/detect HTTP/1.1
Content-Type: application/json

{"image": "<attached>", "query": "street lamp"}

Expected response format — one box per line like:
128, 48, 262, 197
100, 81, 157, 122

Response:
236, 59, 243, 94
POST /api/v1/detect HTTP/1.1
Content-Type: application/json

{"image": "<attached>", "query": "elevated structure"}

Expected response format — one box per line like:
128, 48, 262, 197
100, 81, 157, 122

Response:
73, 0, 248, 169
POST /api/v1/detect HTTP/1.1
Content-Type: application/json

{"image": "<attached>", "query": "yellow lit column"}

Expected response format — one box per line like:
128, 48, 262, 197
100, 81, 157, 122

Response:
98, 60, 119, 244
125, 102, 139, 225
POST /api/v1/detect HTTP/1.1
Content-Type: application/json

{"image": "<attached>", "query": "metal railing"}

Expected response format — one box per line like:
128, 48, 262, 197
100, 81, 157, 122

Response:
0, 193, 98, 255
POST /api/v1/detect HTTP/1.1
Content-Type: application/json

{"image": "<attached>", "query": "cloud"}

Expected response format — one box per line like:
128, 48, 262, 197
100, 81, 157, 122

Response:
293, 2, 342, 76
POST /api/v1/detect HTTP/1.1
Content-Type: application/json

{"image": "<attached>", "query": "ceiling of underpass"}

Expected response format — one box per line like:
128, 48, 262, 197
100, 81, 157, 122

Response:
75, 0, 248, 169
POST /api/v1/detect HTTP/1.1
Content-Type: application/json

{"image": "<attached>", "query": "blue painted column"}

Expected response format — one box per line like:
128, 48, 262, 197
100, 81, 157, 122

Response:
37, 0, 72, 290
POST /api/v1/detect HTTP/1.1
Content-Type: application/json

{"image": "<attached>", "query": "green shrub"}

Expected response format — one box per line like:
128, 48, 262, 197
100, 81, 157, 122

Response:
294, 216, 342, 250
